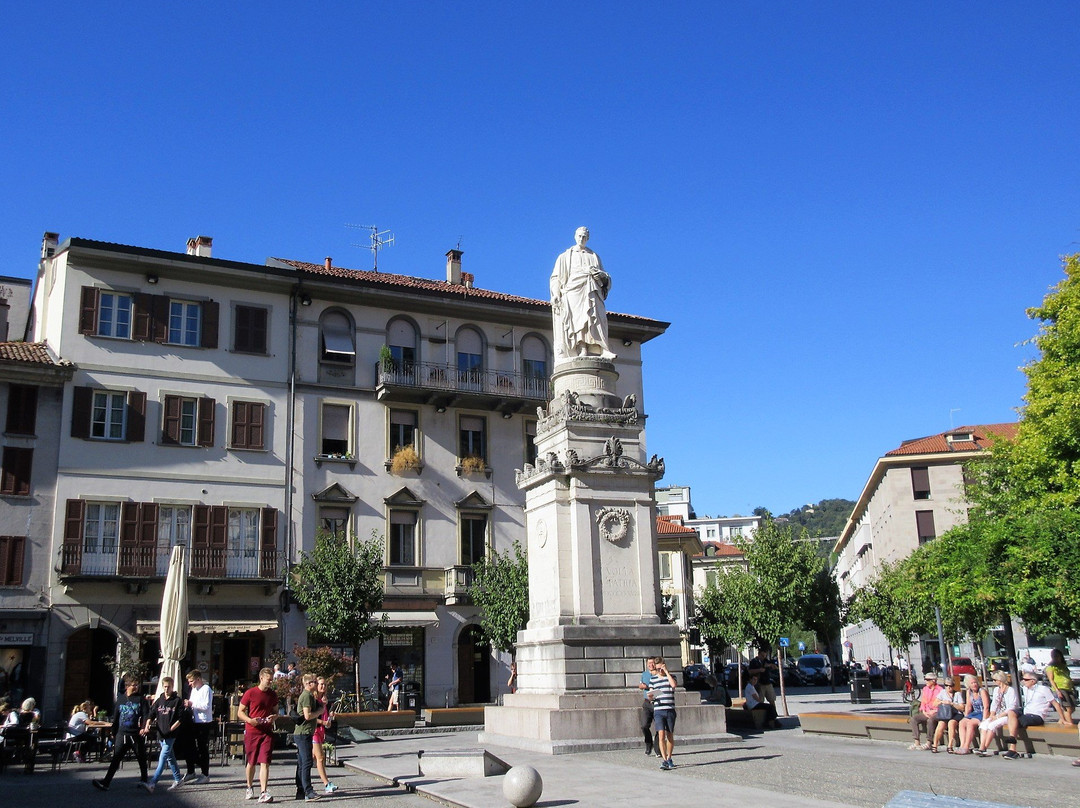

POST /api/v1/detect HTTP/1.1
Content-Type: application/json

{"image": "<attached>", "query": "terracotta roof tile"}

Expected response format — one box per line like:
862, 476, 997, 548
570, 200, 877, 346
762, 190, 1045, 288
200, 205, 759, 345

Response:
274, 258, 660, 324
0, 342, 68, 366
656, 515, 698, 536
884, 423, 1018, 456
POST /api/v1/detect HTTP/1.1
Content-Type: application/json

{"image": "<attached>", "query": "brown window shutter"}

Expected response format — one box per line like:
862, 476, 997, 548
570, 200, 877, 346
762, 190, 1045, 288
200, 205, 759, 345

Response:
62, 499, 86, 574
260, 508, 278, 578
209, 505, 227, 576
118, 501, 140, 575
250, 403, 265, 450
133, 293, 153, 341
127, 391, 146, 442
201, 300, 219, 349
197, 398, 215, 447
0, 536, 25, 586
192, 505, 211, 576
71, 386, 93, 439
231, 402, 249, 449
79, 287, 99, 335
1, 447, 32, 496
138, 502, 158, 575
6, 384, 38, 434
162, 395, 181, 444
152, 295, 169, 343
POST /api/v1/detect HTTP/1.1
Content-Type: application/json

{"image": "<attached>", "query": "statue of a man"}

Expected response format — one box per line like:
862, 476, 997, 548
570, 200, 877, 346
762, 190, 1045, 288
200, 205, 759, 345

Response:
550, 226, 615, 361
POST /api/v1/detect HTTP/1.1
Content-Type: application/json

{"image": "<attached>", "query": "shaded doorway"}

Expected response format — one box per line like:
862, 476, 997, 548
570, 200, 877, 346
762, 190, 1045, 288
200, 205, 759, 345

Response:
457, 625, 490, 704
222, 635, 265, 692
64, 627, 117, 713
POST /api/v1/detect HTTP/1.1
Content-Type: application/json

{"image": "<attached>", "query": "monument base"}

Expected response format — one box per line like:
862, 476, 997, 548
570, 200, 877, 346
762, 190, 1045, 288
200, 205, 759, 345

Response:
480, 691, 734, 755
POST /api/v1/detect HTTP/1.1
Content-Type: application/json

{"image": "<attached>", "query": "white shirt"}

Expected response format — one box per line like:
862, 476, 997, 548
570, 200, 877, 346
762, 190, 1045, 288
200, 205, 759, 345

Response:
188, 682, 214, 724
1021, 683, 1059, 719
744, 682, 762, 710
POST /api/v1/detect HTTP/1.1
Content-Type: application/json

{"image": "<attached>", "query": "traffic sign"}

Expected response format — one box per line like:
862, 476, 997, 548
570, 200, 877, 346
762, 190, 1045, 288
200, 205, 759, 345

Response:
779, 637, 789, 647
798, 641, 806, 651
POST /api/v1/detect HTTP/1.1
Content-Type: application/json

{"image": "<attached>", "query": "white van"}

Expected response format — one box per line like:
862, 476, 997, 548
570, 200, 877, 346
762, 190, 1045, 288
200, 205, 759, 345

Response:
1018, 647, 1057, 674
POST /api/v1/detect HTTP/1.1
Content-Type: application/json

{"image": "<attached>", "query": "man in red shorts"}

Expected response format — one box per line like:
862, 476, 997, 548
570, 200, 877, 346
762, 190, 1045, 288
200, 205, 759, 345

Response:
237, 667, 278, 803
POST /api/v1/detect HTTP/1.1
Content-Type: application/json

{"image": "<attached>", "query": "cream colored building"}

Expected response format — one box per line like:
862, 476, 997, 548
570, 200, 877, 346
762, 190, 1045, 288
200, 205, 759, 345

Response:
833, 424, 1017, 670
14, 232, 667, 717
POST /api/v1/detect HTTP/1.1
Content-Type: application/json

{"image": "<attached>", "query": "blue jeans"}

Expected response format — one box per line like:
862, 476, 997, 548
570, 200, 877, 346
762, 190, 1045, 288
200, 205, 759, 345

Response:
293, 734, 315, 797
151, 736, 181, 786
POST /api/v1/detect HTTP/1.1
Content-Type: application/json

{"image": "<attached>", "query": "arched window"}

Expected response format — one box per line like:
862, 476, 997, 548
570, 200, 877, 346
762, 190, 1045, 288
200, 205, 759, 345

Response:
456, 327, 484, 388
386, 317, 418, 370
320, 310, 355, 365
520, 334, 548, 380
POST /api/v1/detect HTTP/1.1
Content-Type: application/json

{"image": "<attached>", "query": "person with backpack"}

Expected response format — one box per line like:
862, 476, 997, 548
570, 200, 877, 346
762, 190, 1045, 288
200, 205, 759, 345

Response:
93, 675, 150, 791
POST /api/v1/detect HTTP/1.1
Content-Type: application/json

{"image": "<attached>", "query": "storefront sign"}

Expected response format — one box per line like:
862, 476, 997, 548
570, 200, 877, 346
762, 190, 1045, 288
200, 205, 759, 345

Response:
0, 633, 33, 645
383, 632, 414, 647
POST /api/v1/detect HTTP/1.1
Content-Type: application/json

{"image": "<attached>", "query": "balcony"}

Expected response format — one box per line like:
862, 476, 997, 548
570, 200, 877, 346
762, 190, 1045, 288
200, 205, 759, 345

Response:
376, 361, 550, 412
443, 565, 474, 605
60, 543, 284, 581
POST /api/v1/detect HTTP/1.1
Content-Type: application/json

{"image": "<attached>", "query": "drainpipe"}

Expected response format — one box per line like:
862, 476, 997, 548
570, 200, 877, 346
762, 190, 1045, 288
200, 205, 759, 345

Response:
282, 286, 300, 651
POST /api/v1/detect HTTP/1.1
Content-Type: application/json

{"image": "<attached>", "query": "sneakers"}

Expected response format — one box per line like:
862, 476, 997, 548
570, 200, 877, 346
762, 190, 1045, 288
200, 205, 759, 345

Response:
258, 792, 274, 803
92, 780, 109, 792
138, 783, 155, 794
245, 787, 256, 800
182, 774, 198, 784
305, 793, 322, 802
667, 759, 677, 769
192, 775, 209, 785
660, 759, 671, 770
323, 783, 338, 794
1002, 750, 1021, 760
168, 780, 183, 791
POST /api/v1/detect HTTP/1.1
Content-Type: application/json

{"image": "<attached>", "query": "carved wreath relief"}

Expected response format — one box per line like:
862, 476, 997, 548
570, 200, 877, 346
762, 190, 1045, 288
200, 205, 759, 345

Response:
595, 507, 633, 545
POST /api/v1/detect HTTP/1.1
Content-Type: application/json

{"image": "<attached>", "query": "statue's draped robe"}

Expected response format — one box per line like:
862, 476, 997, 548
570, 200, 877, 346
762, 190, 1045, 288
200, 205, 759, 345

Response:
550, 246, 612, 360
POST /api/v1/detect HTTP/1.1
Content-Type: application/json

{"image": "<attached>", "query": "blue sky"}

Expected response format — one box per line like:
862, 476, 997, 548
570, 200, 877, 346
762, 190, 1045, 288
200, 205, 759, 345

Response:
4, 3, 1079, 517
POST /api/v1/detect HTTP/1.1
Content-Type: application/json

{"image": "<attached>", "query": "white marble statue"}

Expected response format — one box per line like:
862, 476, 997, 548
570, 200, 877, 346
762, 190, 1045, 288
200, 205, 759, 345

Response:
550, 226, 615, 362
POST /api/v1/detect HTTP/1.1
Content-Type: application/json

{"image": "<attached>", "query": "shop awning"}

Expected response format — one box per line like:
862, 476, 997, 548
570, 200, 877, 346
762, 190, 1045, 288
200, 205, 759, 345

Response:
136, 607, 278, 635
376, 611, 440, 628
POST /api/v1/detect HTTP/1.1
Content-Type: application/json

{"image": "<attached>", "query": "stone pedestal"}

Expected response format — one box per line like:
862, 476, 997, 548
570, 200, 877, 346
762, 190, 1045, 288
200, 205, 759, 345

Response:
481, 358, 729, 754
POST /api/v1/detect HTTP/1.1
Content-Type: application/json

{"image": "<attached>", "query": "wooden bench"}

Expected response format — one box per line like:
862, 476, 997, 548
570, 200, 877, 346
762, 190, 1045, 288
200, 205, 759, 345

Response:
726, 698, 768, 731
334, 711, 416, 731
422, 707, 485, 727
799, 711, 1080, 756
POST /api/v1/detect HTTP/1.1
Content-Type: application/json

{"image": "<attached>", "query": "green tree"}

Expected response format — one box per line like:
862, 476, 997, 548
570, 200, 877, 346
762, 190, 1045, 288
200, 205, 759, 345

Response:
468, 540, 529, 657
847, 561, 933, 653
291, 529, 386, 697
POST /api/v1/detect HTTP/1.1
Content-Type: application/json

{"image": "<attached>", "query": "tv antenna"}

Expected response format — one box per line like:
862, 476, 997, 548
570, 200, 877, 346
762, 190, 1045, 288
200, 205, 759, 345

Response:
346, 224, 395, 272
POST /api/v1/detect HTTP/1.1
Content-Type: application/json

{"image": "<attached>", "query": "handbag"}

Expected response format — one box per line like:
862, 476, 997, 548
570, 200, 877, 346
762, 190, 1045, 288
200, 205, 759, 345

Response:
937, 703, 957, 721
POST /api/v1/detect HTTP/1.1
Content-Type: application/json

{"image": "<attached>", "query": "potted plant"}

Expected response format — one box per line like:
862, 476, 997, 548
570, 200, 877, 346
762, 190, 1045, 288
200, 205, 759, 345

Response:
390, 444, 421, 474
460, 455, 486, 475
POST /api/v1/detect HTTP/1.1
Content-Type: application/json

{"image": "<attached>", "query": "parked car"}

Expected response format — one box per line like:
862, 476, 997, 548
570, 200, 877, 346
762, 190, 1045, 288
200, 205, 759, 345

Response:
944, 657, 978, 678
682, 664, 716, 691
722, 662, 749, 689
796, 654, 833, 684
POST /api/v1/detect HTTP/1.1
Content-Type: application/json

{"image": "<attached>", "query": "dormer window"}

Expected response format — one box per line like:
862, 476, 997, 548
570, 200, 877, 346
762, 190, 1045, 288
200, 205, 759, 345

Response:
945, 432, 974, 443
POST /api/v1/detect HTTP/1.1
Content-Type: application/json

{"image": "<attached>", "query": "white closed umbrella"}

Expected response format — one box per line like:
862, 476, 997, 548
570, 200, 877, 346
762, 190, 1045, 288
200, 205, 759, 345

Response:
156, 543, 189, 698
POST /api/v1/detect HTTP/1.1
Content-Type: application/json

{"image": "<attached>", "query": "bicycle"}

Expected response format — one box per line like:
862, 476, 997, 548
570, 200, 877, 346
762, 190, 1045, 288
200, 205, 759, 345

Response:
901, 674, 921, 704
330, 689, 357, 714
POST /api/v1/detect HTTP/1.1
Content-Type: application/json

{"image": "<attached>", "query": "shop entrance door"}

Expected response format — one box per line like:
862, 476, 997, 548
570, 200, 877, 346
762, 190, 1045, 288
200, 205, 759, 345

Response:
457, 625, 490, 704
64, 627, 117, 712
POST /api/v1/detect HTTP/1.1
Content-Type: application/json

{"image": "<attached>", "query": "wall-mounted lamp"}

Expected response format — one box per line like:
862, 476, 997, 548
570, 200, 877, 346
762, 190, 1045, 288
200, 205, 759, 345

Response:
502, 412, 513, 419
146, 274, 159, 285
435, 405, 446, 413
622, 338, 633, 347
298, 293, 312, 306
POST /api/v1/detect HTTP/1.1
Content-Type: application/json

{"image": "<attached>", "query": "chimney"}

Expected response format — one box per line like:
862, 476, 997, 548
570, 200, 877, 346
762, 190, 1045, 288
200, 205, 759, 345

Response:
324, 257, 332, 271
41, 232, 59, 260
186, 235, 213, 257
446, 249, 463, 285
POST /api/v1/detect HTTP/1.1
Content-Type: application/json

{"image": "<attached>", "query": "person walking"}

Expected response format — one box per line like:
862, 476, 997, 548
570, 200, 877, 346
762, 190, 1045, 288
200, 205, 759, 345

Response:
387, 662, 402, 712
292, 674, 321, 802
238, 667, 279, 803
139, 676, 184, 793
183, 670, 213, 784
312, 677, 338, 794
637, 658, 658, 756
93, 675, 150, 791
649, 657, 678, 770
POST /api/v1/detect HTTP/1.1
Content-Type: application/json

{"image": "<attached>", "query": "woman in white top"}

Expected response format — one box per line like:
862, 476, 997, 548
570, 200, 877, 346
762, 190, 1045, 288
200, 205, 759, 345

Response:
977, 671, 1019, 755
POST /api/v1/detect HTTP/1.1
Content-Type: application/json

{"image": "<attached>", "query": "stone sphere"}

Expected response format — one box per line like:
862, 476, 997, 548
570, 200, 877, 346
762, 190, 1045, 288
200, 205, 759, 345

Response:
502, 765, 543, 807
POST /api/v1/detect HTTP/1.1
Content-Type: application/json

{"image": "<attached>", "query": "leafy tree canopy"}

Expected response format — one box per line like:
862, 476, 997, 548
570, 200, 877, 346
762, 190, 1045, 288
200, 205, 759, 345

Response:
774, 499, 856, 538
468, 539, 529, 655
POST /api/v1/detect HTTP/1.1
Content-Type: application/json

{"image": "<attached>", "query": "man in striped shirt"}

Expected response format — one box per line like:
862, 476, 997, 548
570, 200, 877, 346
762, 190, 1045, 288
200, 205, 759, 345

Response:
648, 657, 678, 770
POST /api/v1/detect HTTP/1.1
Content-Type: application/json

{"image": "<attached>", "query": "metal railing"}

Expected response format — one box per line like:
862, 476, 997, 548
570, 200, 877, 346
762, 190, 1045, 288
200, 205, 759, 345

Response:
62, 544, 282, 579
377, 361, 550, 401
